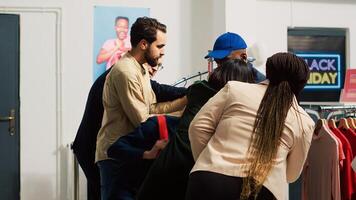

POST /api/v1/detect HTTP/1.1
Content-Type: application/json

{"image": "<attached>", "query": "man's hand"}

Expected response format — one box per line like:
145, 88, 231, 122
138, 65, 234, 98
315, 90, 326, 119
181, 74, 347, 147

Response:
142, 139, 169, 159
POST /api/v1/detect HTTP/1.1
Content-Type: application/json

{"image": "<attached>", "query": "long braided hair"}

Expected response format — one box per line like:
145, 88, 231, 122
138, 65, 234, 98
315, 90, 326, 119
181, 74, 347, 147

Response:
241, 52, 310, 199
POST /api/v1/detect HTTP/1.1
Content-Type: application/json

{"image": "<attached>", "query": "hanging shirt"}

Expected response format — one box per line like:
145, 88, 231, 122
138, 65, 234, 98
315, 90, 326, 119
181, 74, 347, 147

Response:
302, 127, 341, 200
329, 126, 355, 200
334, 131, 346, 167
340, 127, 356, 157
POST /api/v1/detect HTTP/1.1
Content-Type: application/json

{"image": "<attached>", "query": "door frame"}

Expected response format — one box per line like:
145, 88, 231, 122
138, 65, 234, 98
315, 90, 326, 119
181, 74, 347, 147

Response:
0, 7, 64, 199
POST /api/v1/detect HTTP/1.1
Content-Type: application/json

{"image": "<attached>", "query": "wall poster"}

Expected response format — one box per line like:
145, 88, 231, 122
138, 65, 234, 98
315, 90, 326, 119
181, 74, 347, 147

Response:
93, 6, 149, 80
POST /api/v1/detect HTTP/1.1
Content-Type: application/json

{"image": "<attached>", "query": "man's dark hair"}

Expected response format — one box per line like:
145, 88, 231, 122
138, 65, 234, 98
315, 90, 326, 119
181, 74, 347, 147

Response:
214, 57, 230, 67
130, 17, 167, 47
115, 16, 129, 25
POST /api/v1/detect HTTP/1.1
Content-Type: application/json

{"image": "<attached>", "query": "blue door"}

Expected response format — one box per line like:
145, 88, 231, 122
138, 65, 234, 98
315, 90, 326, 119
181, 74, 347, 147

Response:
0, 13, 20, 200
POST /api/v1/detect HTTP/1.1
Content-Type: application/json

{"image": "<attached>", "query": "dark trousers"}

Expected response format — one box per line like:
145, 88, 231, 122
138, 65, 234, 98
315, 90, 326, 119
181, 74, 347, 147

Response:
186, 171, 276, 200
97, 159, 153, 200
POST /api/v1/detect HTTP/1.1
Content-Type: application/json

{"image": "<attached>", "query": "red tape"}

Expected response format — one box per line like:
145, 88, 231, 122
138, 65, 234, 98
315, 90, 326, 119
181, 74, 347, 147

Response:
157, 115, 169, 140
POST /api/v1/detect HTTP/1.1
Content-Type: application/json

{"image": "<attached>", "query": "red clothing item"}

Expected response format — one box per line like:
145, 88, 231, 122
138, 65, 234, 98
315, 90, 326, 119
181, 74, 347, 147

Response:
330, 126, 355, 200
332, 129, 346, 165
340, 127, 356, 156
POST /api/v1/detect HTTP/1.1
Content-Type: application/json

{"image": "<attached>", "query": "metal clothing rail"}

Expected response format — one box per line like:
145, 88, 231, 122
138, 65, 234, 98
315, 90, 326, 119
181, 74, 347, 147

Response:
301, 103, 356, 120
172, 70, 209, 86
172, 57, 256, 87
319, 105, 356, 111
317, 105, 356, 120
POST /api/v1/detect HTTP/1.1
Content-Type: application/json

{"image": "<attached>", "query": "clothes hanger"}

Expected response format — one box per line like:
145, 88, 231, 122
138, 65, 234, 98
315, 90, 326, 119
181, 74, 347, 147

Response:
183, 77, 187, 87
326, 110, 343, 120
305, 108, 321, 120
347, 118, 356, 129
328, 119, 338, 129
314, 119, 323, 135
315, 119, 328, 135
343, 108, 356, 129
338, 118, 350, 129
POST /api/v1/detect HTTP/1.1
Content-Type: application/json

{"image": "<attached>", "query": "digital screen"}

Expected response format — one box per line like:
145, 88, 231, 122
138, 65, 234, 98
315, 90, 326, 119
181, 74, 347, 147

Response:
297, 54, 341, 89
288, 28, 346, 102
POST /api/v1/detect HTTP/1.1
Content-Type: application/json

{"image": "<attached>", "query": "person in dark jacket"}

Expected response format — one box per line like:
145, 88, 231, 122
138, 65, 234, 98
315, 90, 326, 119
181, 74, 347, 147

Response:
107, 59, 254, 200
108, 115, 180, 162
72, 67, 186, 200
104, 114, 180, 199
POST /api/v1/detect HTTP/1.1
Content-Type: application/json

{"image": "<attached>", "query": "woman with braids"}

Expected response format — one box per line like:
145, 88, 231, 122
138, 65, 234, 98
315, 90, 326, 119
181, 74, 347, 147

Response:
186, 52, 315, 200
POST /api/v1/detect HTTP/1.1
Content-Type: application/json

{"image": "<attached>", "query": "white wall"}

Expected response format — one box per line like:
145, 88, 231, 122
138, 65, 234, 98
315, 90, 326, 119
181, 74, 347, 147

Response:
189, 0, 225, 75
226, 0, 356, 72
0, 0, 224, 199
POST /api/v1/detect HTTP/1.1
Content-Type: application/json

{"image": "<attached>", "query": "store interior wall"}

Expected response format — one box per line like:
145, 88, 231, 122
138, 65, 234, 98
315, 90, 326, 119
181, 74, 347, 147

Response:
226, 0, 356, 72
0, 0, 356, 199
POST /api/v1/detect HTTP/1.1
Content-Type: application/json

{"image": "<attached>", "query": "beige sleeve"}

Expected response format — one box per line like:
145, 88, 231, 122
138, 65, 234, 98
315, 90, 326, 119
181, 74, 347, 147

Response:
114, 71, 149, 127
188, 84, 230, 161
286, 117, 314, 183
149, 96, 188, 114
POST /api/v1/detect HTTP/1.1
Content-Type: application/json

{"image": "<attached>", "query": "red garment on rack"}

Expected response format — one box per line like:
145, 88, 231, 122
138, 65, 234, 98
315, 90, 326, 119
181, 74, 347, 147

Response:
333, 130, 346, 165
330, 126, 356, 200
340, 127, 356, 156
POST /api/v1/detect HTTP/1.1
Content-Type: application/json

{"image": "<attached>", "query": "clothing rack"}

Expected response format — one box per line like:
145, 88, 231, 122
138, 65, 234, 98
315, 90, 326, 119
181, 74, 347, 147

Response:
318, 106, 355, 119
172, 70, 209, 86
299, 103, 356, 200
302, 103, 356, 120
172, 58, 256, 87
319, 105, 356, 111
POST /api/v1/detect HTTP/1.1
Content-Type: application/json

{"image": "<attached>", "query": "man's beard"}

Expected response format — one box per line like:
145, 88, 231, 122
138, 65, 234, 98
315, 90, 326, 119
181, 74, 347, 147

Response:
144, 48, 159, 67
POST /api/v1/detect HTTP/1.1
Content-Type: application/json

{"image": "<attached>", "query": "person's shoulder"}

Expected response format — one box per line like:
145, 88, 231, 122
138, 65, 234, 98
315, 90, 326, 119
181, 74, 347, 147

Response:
115, 54, 133, 66
222, 81, 265, 100
296, 105, 315, 127
111, 55, 138, 74
108, 68, 139, 84
288, 103, 315, 136
225, 80, 255, 90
